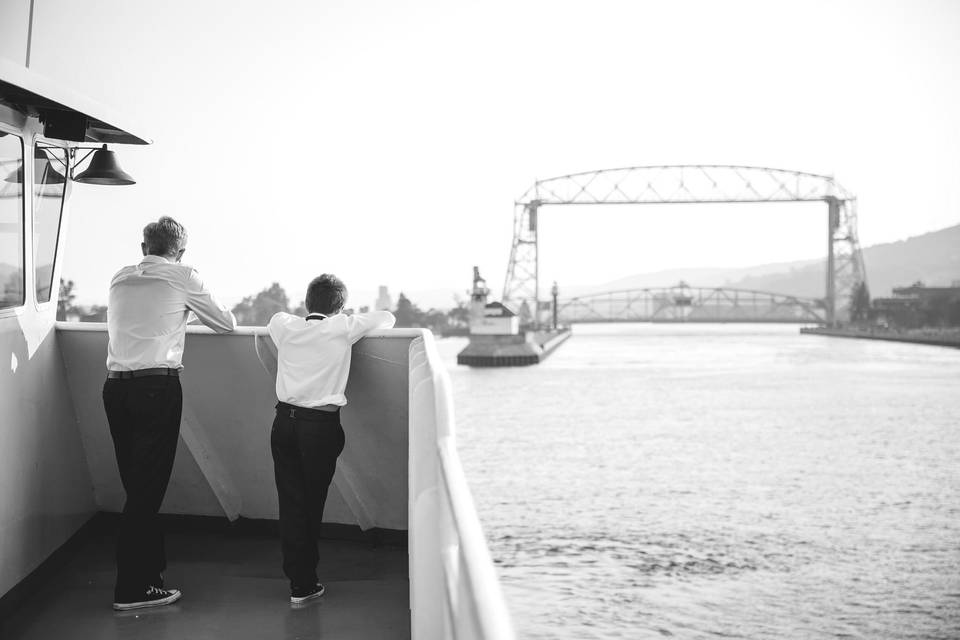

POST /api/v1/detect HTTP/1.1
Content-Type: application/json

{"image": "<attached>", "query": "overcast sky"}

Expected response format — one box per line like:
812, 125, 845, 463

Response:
3, 0, 958, 307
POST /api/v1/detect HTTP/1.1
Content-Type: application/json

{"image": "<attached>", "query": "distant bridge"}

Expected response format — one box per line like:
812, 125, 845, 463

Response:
556, 283, 825, 324
502, 165, 867, 327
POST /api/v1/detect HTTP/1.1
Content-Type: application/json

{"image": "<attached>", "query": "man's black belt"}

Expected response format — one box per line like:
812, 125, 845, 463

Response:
106, 368, 180, 379
276, 400, 340, 420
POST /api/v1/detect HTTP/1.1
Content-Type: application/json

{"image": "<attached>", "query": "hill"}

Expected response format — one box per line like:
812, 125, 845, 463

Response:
564, 260, 821, 297
575, 223, 960, 300
728, 223, 960, 298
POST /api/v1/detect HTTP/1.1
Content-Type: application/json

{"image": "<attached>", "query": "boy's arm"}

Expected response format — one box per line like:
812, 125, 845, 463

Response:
346, 310, 396, 344
267, 312, 291, 343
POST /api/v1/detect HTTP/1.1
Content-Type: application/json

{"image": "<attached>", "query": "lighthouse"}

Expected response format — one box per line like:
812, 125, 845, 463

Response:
457, 267, 569, 366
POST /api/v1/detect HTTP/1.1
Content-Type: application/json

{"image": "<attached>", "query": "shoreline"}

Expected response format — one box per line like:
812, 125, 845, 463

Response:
800, 326, 960, 349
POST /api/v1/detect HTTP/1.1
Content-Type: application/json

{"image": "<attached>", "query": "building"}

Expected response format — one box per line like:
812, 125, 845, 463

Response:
872, 281, 960, 328
471, 300, 520, 335
468, 267, 520, 335
375, 285, 392, 311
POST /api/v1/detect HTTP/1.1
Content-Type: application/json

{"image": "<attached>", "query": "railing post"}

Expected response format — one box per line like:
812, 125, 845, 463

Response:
825, 197, 840, 327
408, 336, 446, 639
409, 332, 516, 640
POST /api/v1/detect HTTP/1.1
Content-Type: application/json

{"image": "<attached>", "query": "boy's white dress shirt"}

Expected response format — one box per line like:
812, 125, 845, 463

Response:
268, 310, 396, 409
106, 255, 237, 371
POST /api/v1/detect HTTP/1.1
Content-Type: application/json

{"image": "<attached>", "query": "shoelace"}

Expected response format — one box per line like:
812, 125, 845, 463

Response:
146, 586, 168, 597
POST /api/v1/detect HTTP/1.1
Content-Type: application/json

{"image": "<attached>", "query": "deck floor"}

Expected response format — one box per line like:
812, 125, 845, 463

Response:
1, 524, 410, 640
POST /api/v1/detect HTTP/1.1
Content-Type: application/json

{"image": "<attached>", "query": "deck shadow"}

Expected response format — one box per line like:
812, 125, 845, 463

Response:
0, 516, 410, 640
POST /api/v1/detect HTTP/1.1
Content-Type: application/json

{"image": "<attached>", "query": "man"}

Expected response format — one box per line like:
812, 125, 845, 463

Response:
267, 274, 395, 605
103, 216, 236, 611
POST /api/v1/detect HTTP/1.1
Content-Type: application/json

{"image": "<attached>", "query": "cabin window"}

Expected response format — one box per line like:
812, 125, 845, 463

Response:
34, 146, 67, 304
0, 134, 25, 310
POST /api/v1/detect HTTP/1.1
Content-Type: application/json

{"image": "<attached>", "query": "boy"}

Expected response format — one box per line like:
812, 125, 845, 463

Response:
267, 274, 395, 605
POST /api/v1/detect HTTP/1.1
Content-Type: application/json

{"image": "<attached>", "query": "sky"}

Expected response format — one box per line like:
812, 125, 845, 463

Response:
2, 0, 959, 307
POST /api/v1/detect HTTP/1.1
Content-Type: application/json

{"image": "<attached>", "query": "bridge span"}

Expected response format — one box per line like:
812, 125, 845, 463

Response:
556, 283, 825, 324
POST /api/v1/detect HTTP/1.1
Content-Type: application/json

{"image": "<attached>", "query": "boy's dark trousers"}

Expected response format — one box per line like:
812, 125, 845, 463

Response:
271, 401, 345, 589
102, 374, 182, 600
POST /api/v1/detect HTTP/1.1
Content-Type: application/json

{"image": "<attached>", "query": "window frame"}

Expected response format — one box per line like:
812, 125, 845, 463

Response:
0, 125, 26, 318
32, 140, 69, 312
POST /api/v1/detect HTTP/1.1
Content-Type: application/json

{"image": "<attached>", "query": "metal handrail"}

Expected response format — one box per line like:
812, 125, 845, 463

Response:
54, 320, 425, 339
437, 438, 516, 640
409, 331, 516, 640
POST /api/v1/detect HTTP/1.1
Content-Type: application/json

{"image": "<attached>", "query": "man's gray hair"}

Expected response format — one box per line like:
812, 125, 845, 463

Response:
143, 216, 187, 256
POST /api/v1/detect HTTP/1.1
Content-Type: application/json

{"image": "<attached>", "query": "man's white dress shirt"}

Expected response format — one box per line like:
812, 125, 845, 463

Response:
268, 310, 396, 408
106, 255, 237, 371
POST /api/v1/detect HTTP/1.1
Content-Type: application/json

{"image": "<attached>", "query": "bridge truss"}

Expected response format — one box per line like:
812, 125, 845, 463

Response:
557, 283, 825, 324
502, 165, 867, 327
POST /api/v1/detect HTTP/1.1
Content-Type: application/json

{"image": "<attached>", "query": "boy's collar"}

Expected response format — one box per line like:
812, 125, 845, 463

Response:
305, 313, 327, 321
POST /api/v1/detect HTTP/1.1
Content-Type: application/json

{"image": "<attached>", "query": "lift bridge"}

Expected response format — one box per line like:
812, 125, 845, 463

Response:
556, 283, 825, 324
502, 165, 867, 327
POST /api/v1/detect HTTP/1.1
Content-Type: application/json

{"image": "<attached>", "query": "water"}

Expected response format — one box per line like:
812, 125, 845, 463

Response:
437, 324, 960, 640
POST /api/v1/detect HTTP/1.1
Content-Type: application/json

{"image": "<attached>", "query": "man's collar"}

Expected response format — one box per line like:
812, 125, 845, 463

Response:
141, 255, 172, 264
305, 313, 327, 321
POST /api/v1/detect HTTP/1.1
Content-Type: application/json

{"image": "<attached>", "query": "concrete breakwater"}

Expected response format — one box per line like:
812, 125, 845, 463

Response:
457, 328, 572, 366
800, 326, 960, 348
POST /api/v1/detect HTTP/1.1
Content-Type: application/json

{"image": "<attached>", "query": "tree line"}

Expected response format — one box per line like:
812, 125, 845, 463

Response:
57, 279, 107, 321
230, 282, 469, 333
57, 278, 469, 334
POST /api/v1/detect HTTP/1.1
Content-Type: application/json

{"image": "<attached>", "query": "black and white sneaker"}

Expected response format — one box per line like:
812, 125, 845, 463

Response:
113, 586, 182, 611
290, 583, 325, 605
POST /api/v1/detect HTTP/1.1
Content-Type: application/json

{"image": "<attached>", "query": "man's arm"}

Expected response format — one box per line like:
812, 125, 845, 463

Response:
346, 310, 396, 344
267, 312, 292, 343
184, 269, 237, 333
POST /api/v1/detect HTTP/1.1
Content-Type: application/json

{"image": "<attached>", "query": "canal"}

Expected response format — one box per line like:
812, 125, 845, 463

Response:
440, 323, 960, 639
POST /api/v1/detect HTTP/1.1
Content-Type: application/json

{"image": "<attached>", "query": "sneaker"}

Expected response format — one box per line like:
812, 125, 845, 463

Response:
113, 586, 182, 611
290, 583, 325, 605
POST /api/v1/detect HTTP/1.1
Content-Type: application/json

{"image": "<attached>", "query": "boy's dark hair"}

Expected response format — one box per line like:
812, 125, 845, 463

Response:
305, 274, 347, 315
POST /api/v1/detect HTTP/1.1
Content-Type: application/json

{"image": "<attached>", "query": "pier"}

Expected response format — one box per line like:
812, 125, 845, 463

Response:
456, 328, 571, 367
800, 326, 960, 349
456, 267, 571, 366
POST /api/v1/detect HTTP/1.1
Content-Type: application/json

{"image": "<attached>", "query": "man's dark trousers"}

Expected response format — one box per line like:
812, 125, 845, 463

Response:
103, 375, 182, 600
271, 402, 345, 589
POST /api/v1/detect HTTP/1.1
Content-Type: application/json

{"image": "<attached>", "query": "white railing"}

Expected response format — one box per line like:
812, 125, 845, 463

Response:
409, 332, 516, 640
55, 321, 427, 339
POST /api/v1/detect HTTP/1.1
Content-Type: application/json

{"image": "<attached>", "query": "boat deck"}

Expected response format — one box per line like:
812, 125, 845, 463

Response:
1, 518, 410, 640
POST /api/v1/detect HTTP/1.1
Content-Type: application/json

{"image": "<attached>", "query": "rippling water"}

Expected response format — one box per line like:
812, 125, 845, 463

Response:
437, 324, 960, 639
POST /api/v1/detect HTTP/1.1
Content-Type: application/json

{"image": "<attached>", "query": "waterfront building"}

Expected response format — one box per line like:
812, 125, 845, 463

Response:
375, 285, 392, 311
458, 267, 569, 366
872, 281, 960, 328
467, 266, 520, 336
471, 301, 520, 335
